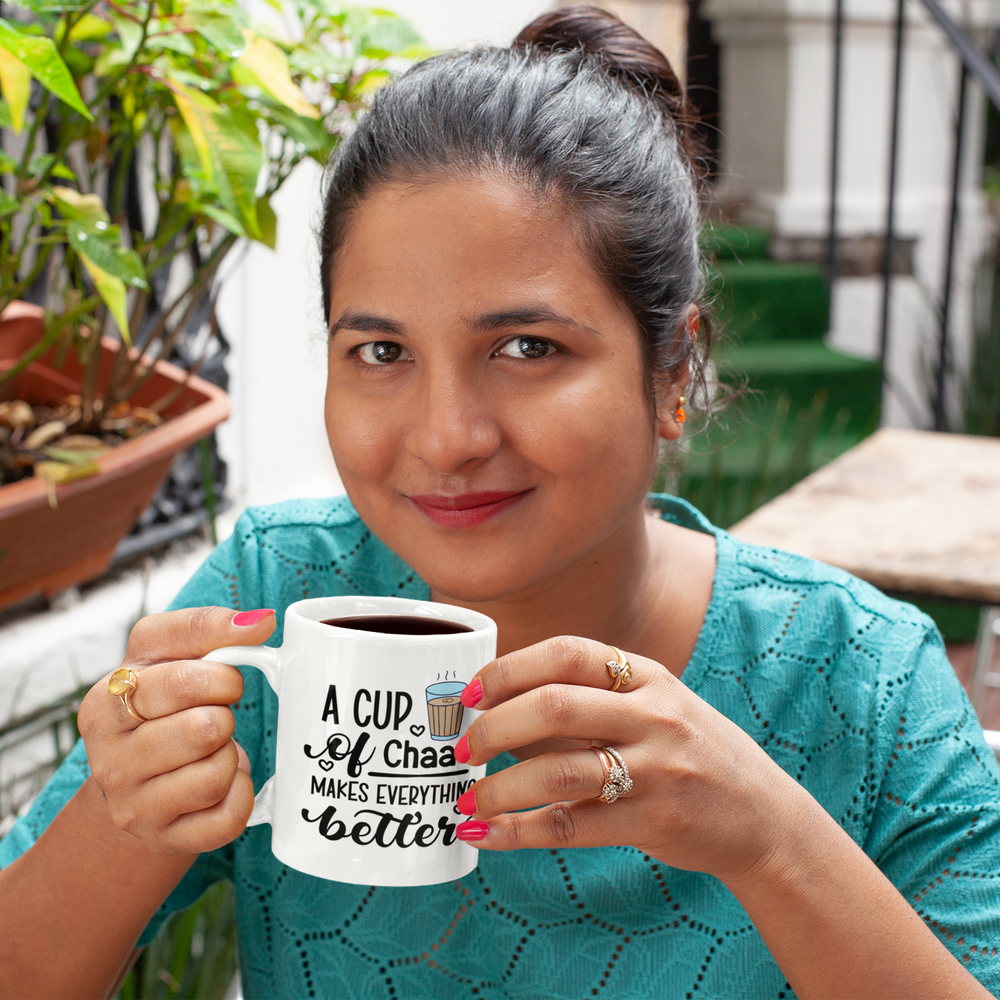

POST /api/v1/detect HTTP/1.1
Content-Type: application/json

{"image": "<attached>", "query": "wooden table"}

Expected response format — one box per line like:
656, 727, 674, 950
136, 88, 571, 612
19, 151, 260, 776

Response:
730, 428, 1000, 725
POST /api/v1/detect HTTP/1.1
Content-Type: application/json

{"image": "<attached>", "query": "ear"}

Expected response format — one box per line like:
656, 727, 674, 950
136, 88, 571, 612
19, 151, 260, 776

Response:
655, 304, 699, 441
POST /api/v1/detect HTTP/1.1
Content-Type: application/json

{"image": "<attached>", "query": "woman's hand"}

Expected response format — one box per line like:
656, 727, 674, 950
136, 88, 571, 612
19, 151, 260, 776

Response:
453, 634, 807, 883
77, 605, 276, 856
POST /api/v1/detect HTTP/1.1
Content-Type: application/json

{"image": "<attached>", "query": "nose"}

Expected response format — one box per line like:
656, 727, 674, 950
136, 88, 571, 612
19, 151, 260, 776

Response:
405, 369, 502, 475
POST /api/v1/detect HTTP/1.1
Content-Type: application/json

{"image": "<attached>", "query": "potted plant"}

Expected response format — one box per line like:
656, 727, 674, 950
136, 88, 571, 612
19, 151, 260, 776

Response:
0, 0, 424, 608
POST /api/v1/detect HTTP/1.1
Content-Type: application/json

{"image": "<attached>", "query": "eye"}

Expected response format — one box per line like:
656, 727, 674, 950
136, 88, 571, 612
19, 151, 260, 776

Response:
355, 341, 412, 366
497, 336, 557, 360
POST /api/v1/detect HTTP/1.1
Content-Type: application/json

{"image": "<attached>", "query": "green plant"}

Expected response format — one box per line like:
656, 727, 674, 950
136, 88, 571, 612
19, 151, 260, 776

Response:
0, 0, 423, 455
116, 881, 238, 1000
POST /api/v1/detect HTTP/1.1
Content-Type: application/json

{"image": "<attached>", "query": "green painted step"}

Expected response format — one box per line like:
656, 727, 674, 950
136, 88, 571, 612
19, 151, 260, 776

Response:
711, 260, 830, 343
716, 342, 882, 435
672, 427, 868, 530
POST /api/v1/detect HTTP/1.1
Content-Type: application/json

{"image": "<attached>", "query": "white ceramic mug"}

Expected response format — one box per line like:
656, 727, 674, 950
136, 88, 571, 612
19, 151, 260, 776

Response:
205, 596, 496, 887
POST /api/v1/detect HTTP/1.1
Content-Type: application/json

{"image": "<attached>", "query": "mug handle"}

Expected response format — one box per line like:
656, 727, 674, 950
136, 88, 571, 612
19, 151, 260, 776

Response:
203, 643, 283, 828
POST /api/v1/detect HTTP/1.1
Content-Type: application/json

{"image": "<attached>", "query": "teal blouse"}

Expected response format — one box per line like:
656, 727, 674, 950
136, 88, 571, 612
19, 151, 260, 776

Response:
3, 495, 999, 999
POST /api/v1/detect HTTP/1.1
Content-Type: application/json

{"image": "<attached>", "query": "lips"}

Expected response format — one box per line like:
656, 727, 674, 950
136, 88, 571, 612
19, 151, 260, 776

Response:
407, 490, 532, 528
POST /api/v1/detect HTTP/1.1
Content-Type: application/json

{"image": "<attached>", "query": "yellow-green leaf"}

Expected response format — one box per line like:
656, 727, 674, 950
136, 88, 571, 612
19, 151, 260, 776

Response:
51, 185, 110, 223
256, 193, 276, 249
0, 44, 30, 133
169, 80, 217, 181
78, 256, 129, 343
0, 19, 92, 121
63, 13, 113, 44
168, 75, 265, 241
35, 458, 101, 507
238, 30, 319, 119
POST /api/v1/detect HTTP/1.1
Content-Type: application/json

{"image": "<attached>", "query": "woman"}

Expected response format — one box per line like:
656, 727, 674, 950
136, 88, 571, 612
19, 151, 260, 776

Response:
1, 7, 998, 998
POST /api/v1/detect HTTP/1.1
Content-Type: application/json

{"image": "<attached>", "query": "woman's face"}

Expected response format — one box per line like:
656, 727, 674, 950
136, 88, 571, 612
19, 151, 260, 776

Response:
324, 174, 677, 603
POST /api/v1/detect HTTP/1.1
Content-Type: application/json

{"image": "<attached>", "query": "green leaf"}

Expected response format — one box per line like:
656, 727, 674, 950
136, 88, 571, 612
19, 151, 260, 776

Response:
0, 43, 31, 132
77, 255, 130, 343
29, 153, 55, 176
197, 201, 245, 236
0, 98, 11, 127
237, 30, 319, 119
256, 193, 276, 249
359, 13, 421, 55
286, 41, 352, 80
149, 32, 196, 55
0, 189, 19, 216
0, 149, 15, 173
93, 43, 130, 76
110, 14, 143, 61
51, 161, 75, 180
52, 186, 110, 223
0, 18, 92, 120
261, 101, 331, 153
67, 220, 147, 289
187, 10, 246, 57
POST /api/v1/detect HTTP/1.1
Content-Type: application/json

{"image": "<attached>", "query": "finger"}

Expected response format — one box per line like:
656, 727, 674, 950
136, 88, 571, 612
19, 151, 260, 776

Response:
124, 606, 276, 667
137, 740, 242, 826
464, 636, 652, 710
461, 684, 638, 765
156, 766, 256, 856
460, 748, 612, 819
459, 797, 637, 852
130, 704, 237, 778
77, 660, 243, 776
121, 658, 245, 722
234, 739, 251, 776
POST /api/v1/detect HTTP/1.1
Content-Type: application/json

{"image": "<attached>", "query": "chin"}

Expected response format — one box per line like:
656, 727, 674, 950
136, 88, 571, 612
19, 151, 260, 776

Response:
419, 567, 522, 605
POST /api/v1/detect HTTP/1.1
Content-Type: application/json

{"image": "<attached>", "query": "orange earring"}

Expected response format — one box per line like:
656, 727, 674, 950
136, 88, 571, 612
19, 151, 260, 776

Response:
674, 395, 686, 424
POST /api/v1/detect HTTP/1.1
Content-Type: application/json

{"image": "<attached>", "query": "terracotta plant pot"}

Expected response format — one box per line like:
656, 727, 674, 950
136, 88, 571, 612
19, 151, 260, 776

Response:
0, 302, 230, 609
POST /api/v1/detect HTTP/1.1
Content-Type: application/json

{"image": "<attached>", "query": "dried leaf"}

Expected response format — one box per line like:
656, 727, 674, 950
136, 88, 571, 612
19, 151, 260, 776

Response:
0, 399, 35, 430
131, 406, 163, 426
24, 420, 66, 450
35, 458, 100, 508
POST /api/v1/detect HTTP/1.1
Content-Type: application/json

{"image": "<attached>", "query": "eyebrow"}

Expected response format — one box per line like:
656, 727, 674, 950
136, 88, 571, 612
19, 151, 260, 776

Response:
467, 307, 585, 334
328, 306, 595, 339
329, 312, 406, 339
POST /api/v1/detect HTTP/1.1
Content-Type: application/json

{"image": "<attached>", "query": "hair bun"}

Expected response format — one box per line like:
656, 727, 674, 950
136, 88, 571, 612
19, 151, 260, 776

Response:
514, 4, 706, 187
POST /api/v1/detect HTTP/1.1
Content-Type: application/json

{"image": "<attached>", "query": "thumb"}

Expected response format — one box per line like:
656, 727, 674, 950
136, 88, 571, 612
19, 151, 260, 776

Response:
234, 739, 252, 776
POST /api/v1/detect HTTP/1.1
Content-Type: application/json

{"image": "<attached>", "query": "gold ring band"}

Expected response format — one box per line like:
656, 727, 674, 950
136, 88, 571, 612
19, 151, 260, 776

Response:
605, 645, 633, 692
108, 668, 146, 723
589, 745, 612, 793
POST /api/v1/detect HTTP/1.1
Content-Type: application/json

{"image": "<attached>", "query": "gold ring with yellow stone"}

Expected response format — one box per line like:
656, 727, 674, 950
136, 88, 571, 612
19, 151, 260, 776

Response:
108, 668, 146, 723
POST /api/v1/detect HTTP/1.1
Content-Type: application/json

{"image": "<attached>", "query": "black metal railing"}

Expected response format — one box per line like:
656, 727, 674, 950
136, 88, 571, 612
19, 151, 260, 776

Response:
826, 0, 1000, 432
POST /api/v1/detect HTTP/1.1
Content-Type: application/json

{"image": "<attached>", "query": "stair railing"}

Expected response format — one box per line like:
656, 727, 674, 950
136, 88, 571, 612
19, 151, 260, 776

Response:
826, 0, 1000, 432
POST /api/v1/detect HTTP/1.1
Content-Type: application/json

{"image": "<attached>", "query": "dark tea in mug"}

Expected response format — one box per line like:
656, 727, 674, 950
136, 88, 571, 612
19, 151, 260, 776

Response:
321, 614, 473, 636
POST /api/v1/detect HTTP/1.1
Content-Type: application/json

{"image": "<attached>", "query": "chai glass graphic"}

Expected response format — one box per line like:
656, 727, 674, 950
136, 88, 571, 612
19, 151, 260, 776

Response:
425, 680, 467, 740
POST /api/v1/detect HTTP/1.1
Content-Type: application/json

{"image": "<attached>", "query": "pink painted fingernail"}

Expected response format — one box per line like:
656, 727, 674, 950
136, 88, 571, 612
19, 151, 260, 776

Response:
233, 608, 275, 627
455, 820, 489, 842
462, 678, 483, 708
456, 786, 477, 815
455, 735, 471, 764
